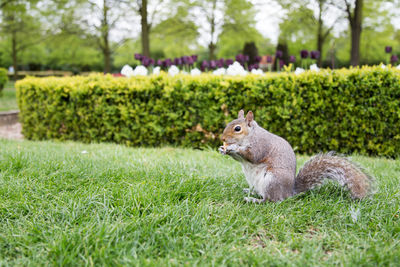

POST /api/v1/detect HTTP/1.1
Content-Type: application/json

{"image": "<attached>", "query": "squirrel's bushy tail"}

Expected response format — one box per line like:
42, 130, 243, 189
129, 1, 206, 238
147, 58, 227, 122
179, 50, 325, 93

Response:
294, 152, 374, 199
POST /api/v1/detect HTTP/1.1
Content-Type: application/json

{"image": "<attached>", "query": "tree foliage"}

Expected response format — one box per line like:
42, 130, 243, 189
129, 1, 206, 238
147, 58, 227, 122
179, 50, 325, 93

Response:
0, 0, 399, 73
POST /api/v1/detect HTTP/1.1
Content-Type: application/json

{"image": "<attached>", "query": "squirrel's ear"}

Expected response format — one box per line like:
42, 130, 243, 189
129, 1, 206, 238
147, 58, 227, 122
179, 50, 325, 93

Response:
238, 109, 245, 119
245, 111, 254, 126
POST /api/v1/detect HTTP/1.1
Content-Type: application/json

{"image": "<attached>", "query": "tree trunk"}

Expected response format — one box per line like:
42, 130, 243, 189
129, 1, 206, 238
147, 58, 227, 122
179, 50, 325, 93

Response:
208, 42, 216, 60
140, 0, 150, 57
208, 0, 217, 60
350, 0, 363, 66
316, 1, 323, 67
330, 43, 336, 69
102, 24, 111, 72
103, 47, 111, 73
12, 30, 18, 80
102, 0, 111, 73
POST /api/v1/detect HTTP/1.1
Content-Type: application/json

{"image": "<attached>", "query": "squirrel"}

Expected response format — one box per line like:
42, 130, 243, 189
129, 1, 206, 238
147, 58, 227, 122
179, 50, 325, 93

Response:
219, 110, 374, 203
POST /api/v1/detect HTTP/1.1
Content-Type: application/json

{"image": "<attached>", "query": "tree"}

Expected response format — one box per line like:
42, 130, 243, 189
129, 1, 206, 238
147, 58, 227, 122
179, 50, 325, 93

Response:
191, 0, 262, 60
276, 0, 343, 66
129, 0, 171, 58
149, 5, 198, 58
191, 0, 223, 60
129, 0, 151, 57
277, 7, 316, 64
0, 0, 15, 9
358, 0, 399, 65
331, 0, 395, 66
220, 0, 268, 57
89, 0, 129, 72
139, 0, 150, 57
342, 0, 363, 66
315, 0, 343, 66
65, 0, 129, 73
0, 0, 43, 79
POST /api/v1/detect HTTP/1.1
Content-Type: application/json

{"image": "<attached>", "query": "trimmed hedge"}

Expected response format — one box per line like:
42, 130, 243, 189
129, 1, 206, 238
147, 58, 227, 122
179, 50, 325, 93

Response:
0, 68, 8, 93
16, 66, 400, 157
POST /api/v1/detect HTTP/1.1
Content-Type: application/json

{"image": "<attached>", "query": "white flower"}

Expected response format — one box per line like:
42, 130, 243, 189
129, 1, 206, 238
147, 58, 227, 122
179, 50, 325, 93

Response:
294, 67, 305, 75
213, 68, 226, 75
168, 65, 180, 76
133, 65, 148, 76
397, 64, 400, 70
380, 64, 387, 69
190, 68, 201, 76
153, 66, 161, 75
251, 69, 264, 75
310, 64, 320, 72
226, 61, 247, 76
81, 150, 88, 154
121, 65, 134, 77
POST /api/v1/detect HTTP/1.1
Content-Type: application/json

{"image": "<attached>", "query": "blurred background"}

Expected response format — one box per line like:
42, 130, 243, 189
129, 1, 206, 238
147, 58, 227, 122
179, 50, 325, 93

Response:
0, 0, 399, 79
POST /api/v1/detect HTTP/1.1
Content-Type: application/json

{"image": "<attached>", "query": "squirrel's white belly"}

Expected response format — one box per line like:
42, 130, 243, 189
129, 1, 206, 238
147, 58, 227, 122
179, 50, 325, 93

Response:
241, 162, 273, 195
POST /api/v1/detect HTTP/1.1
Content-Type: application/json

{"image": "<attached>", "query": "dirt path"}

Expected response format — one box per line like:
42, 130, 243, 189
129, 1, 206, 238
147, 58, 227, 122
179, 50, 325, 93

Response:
0, 123, 23, 140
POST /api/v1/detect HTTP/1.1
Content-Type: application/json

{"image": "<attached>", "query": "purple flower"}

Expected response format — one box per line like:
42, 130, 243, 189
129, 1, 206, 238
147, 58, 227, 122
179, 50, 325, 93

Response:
385, 46, 392, 53
244, 55, 250, 62
174, 58, 182, 66
266, 55, 273, 63
134, 53, 143, 60
156, 59, 163, 66
279, 59, 285, 68
289, 55, 296, 63
275, 50, 283, 59
181, 56, 187, 65
255, 56, 262, 63
248, 63, 259, 71
163, 59, 172, 67
191, 55, 198, 62
235, 54, 245, 63
142, 57, 150, 67
310, 50, 320, 59
210, 60, 217, 69
149, 58, 155, 65
300, 50, 309, 59
217, 58, 225, 68
201, 60, 209, 71
225, 59, 234, 66
391, 55, 399, 63
187, 57, 194, 66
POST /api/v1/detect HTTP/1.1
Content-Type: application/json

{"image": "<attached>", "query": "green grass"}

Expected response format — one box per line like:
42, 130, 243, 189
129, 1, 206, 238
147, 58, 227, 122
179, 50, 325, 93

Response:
0, 81, 18, 112
0, 139, 399, 266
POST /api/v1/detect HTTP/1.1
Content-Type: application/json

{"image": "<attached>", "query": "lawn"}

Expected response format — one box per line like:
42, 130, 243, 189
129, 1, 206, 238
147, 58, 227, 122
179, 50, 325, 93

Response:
0, 81, 18, 112
0, 139, 399, 266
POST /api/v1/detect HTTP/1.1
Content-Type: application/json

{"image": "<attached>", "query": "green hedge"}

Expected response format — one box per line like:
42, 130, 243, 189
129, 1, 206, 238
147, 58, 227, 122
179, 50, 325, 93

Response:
16, 66, 400, 157
0, 68, 8, 93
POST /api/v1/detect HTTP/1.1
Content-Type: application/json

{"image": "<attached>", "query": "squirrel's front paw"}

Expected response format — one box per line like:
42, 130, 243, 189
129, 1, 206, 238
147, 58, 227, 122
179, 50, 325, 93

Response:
218, 146, 226, 155
226, 144, 239, 153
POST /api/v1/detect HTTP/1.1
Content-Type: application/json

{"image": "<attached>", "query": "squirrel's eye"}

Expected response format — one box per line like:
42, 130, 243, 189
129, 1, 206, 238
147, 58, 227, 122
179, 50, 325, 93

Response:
234, 126, 241, 132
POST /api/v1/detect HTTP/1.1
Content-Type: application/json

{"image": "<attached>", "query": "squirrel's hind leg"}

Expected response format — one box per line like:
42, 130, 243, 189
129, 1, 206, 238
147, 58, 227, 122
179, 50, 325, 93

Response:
243, 188, 251, 194
243, 188, 258, 195
244, 196, 266, 204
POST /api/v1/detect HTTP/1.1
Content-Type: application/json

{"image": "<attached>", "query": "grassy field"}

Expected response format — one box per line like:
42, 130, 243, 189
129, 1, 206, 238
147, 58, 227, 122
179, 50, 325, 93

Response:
0, 81, 17, 112
0, 139, 399, 266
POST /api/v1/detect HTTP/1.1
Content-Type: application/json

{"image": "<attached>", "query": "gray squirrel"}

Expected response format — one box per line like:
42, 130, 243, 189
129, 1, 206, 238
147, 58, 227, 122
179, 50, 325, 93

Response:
219, 110, 374, 203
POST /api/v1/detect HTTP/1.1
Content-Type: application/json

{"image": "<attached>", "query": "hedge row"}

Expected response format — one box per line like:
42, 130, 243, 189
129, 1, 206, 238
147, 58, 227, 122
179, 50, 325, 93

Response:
0, 68, 8, 93
16, 66, 400, 157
